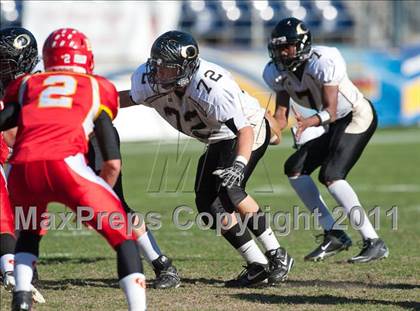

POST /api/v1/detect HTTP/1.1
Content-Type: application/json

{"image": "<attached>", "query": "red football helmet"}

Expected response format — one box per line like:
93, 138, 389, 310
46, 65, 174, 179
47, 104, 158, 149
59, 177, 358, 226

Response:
43, 28, 94, 74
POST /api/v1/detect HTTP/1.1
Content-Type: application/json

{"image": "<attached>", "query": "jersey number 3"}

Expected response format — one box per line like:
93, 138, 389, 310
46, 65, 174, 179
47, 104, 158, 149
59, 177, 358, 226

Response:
38, 75, 77, 108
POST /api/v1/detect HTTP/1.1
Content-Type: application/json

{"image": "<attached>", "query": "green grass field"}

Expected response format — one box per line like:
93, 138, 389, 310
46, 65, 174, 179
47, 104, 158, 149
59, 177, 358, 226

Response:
1, 127, 419, 310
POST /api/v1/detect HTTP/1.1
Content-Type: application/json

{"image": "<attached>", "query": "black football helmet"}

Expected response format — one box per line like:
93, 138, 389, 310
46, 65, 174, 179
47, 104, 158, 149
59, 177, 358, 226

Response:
146, 30, 199, 93
0, 27, 38, 88
268, 17, 311, 71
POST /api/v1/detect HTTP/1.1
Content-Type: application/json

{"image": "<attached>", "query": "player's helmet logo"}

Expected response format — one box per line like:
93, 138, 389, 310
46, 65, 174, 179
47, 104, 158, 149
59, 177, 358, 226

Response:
180, 45, 198, 59
146, 30, 200, 94
43, 28, 94, 74
13, 34, 31, 49
0, 27, 39, 87
268, 17, 312, 72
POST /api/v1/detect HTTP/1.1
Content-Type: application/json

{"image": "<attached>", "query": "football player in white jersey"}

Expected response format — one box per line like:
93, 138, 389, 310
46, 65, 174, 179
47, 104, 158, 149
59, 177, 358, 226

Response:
263, 17, 389, 263
119, 30, 294, 287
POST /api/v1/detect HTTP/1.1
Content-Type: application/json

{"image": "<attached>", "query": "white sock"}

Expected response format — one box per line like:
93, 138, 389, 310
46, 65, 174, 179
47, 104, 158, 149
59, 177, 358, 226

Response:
14, 252, 37, 292
119, 273, 146, 311
256, 228, 280, 251
136, 230, 161, 264
328, 180, 379, 240
0, 253, 14, 274
289, 175, 335, 230
237, 240, 268, 265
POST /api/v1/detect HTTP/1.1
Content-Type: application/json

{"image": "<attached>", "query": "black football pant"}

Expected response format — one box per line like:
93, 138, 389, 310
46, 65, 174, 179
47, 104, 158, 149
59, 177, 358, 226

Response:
195, 120, 270, 227
284, 100, 377, 184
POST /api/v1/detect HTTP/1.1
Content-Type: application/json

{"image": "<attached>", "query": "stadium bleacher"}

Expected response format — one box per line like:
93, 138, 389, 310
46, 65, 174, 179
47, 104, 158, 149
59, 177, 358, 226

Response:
178, 0, 355, 44
0, 0, 23, 28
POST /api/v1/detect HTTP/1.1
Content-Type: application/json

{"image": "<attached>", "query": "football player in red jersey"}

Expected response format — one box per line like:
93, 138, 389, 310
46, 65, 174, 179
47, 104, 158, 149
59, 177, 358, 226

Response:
0, 27, 45, 304
0, 28, 146, 311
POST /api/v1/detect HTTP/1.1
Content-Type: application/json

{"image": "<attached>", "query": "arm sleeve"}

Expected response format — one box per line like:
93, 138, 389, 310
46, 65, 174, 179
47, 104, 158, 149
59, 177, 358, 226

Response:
0, 102, 20, 131
93, 111, 121, 161
1, 77, 25, 130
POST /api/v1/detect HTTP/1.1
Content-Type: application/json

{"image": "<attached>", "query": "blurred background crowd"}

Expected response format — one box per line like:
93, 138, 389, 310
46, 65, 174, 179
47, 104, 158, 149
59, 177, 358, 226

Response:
1, 0, 419, 140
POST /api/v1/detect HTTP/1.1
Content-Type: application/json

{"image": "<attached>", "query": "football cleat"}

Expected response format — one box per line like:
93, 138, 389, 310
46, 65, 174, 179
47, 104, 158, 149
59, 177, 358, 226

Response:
348, 238, 389, 263
152, 255, 181, 289
265, 247, 294, 284
2, 271, 16, 291
304, 230, 352, 262
225, 262, 269, 288
1, 271, 45, 304
12, 291, 32, 311
30, 283, 46, 304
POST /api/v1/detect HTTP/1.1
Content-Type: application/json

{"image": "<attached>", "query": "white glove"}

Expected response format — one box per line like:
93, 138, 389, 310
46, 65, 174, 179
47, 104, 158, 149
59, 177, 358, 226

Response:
213, 160, 246, 188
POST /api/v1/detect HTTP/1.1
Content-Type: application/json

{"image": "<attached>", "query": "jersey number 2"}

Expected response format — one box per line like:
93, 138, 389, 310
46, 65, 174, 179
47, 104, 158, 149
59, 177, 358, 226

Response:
38, 75, 77, 108
196, 70, 223, 94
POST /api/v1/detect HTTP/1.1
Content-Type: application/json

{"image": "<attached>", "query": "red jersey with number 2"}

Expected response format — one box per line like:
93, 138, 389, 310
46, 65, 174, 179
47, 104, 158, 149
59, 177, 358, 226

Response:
2, 71, 119, 163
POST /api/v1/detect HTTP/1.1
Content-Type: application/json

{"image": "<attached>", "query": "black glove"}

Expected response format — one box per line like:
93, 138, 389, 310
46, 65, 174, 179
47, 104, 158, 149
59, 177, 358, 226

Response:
213, 160, 246, 188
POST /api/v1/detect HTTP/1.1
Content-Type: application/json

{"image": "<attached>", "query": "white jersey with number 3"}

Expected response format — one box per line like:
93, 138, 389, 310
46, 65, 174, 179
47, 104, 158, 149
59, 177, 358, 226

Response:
263, 45, 367, 120
130, 59, 266, 147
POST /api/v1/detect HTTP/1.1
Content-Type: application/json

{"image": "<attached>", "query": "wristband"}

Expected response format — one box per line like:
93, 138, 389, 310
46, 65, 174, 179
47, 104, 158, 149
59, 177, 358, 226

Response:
316, 110, 331, 125
235, 155, 248, 166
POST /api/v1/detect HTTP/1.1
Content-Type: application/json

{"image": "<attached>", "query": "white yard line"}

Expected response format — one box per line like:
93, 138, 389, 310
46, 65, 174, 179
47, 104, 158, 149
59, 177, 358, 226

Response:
250, 183, 419, 195
39, 252, 72, 258
51, 230, 94, 237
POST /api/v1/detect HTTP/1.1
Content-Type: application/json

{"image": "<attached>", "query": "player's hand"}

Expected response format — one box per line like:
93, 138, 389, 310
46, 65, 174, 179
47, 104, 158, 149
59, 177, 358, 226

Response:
295, 114, 310, 141
292, 106, 311, 141
265, 110, 281, 145
213, 160, 246, 188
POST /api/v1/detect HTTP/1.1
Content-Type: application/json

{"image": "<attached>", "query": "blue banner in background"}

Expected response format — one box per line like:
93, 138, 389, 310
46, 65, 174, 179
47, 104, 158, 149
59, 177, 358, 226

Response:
205, 44, 420, 128
341, 45, 420, 127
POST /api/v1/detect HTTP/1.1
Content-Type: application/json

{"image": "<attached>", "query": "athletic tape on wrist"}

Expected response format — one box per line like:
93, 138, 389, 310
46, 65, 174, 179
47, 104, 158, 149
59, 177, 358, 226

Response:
235, 155, 248, 166
317, 110, 331, 125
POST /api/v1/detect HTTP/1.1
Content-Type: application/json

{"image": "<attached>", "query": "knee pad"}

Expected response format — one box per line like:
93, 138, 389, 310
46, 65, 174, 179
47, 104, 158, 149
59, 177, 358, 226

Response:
116, 240, 143, 279
195, 195, 224, 229
284, 154, 301, 177
15, 232, 42, 257
0, 233, 16, 256
219, 186, 247, 211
